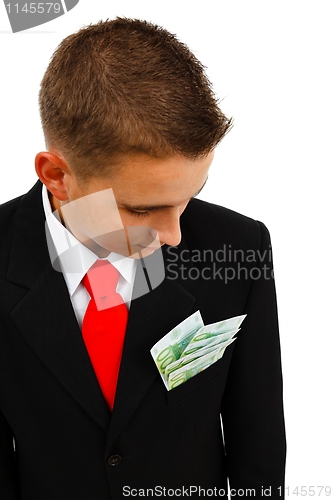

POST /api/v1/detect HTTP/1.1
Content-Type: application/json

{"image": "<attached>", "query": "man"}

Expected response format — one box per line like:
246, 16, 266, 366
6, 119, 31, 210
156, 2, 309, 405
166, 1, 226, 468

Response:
0, 18, 286, 499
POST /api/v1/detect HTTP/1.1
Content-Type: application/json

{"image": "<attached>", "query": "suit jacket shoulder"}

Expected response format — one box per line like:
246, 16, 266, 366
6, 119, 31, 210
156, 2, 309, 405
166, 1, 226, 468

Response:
180, 197, 265, 254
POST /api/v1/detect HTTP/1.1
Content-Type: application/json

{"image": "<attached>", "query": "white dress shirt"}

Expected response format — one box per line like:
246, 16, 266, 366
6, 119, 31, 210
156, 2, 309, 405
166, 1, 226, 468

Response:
42, 185, 137, 327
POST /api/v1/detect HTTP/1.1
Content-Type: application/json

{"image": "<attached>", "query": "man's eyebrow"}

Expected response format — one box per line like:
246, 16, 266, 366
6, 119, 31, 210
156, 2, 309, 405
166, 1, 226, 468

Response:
119, 177, 208, 211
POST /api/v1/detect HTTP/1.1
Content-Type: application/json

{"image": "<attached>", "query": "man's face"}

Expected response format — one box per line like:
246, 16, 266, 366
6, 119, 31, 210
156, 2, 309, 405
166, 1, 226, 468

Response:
58, 152, 214, 258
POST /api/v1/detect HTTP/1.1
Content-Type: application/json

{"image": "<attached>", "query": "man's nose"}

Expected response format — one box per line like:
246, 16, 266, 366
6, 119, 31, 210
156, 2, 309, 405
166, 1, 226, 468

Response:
156, 211, 182, 247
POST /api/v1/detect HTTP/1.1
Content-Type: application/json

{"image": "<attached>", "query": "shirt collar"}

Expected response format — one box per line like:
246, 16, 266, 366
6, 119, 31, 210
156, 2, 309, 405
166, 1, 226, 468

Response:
42, 185, 137, 297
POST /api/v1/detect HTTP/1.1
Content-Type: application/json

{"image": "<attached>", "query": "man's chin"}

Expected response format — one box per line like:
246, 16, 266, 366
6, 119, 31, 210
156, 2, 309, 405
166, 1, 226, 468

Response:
81, 237, 163, 259
128, 244, 163, 259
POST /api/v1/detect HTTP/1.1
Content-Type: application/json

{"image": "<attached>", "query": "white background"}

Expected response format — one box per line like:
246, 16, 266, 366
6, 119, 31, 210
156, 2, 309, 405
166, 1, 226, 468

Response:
1, 0, 332, 494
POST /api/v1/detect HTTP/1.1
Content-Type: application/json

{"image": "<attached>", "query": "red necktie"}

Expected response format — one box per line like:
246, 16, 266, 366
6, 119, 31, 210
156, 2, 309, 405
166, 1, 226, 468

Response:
82, 260, 128, 410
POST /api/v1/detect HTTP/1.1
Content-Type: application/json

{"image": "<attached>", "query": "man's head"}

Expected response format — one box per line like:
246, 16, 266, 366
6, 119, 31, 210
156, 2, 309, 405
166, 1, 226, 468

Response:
36, 18, 231, 257
38, 17, 231, 180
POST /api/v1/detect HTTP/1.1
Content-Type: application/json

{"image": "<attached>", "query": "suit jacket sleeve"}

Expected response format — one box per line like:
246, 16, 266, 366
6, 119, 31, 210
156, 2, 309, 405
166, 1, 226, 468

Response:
221, 221, 286, 499
0, 409, 19, 499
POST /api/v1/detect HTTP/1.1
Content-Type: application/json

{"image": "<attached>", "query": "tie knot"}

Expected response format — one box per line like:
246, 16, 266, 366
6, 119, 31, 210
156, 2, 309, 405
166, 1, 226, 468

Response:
82, 260, 121, 305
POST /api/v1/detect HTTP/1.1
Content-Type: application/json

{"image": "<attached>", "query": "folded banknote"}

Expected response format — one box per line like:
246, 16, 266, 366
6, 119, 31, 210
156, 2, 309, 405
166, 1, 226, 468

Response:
150, 311, 246, 390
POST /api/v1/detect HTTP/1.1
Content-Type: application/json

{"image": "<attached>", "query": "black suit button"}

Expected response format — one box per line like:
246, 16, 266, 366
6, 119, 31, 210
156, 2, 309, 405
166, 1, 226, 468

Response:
108, 454, 122, 466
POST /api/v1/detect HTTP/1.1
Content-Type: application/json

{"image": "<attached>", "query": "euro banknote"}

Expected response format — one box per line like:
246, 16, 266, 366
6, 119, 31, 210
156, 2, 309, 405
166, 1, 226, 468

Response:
150, 311, 204, 376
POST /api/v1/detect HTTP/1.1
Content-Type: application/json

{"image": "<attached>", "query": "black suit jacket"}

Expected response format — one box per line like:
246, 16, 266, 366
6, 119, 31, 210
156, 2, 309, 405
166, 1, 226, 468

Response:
0, 181, 286, 499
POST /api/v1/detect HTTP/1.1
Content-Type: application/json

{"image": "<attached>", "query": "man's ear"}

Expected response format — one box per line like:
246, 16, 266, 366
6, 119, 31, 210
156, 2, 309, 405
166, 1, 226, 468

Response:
35, 151, 70, 202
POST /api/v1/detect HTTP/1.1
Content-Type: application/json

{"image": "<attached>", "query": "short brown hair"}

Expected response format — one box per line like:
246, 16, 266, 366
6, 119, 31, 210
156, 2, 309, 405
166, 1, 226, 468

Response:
39, 18, 232, 180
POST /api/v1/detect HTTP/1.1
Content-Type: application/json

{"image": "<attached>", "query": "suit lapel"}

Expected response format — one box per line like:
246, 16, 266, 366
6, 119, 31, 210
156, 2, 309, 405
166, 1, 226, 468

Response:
10, 264, 111, 431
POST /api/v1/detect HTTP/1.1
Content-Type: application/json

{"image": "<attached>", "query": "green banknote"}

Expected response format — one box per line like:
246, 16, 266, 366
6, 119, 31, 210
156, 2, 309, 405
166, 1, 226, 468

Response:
182, 328, 240, 356
150, 311, 204, 375
188, 315, 246, 343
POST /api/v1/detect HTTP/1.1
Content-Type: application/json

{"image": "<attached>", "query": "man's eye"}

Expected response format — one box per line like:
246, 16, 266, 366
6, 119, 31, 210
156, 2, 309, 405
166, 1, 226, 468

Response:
128, 209, 150, 218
